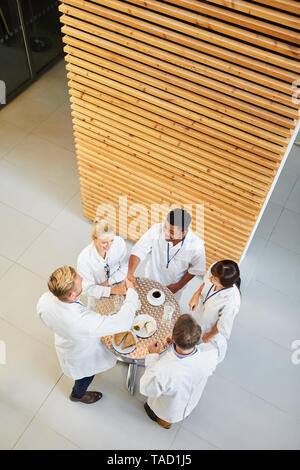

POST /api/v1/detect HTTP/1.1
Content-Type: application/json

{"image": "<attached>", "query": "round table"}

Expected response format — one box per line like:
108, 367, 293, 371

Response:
92, 277, 181, 394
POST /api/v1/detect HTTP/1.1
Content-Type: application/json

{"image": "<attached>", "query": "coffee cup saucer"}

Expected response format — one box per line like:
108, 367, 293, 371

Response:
147, 288, 165, 306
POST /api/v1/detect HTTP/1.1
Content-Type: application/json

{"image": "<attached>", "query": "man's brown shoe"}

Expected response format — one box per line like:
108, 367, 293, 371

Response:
69, 391, 102, 404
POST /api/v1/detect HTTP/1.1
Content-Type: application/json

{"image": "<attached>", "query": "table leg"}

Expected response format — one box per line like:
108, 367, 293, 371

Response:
126, 363, 138, 395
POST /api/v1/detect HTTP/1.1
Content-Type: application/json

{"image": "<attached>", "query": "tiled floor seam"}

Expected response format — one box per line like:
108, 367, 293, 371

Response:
0, 122, 32, 160
48, 189, 82, 228
265, 206, 285, 243
0, 315, 56, 352
10, 374, 79, 450
252, 259, 300, 300
171, 422, 221, 450
215, 369, 298, 419
2, 149, 79, 191
4, 95, 66, 135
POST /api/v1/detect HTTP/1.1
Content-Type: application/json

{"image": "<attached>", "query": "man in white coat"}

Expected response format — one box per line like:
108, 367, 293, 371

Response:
140, 314, 226, 428
37, 265, 140, 404
126, 209, 205, 306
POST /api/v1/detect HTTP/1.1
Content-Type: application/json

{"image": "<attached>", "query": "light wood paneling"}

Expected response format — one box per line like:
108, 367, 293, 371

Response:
59, 0, 300, 267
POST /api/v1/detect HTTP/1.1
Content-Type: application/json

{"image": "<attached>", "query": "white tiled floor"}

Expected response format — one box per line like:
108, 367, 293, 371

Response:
0, 60, 299, 450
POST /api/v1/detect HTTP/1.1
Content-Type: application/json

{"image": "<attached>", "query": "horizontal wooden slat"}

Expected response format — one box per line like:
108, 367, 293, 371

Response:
73, 122, 262, 212
59, 0, 300, 268
128, 0, 300, 48
187, 0, 300, 26
252, 0, 300, 14
69, 94, 274, 186
62, 33, 295, 131
63, 0, 300, 70
59, 3, 299, 81
63, 44, 292, 142
67, 76, 281, 171
60, 19, 295, 100
168, 0, 300, 43
74, 138, 258, 223
66, 61, 286, 157
75, 145, 254, 238
71, 107, 267, 200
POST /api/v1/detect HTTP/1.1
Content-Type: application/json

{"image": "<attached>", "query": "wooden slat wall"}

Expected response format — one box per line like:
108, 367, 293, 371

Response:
59, 0, 300, 266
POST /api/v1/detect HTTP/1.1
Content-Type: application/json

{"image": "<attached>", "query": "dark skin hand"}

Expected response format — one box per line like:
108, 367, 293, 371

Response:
167, 271, 195, 294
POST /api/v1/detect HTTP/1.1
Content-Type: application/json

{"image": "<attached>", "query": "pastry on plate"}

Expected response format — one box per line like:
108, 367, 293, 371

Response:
145, 321, 155, 335
122, 331, 136, 349
114, 331, 128, 346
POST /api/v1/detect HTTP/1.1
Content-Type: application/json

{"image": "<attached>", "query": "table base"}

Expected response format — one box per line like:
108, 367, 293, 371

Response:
126, 363, 138, 395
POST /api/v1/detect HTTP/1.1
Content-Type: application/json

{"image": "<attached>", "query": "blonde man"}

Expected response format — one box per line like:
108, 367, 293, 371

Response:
77, 218, 128, 301
37, 266, 140, 404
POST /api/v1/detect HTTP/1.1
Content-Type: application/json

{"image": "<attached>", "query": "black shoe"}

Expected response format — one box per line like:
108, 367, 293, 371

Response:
70, 391, 102, 404
144, 402, 158, 422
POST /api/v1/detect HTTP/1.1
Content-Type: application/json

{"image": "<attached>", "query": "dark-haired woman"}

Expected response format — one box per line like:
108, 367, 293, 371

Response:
189, 260, 241, 343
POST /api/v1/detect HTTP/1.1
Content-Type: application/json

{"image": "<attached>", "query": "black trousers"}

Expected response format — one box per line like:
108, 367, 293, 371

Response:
71, 375, 95, 398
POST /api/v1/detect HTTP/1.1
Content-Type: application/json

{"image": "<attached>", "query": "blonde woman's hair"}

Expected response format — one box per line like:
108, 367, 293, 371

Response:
92, 217, 114, 239
48, 265, 77, 300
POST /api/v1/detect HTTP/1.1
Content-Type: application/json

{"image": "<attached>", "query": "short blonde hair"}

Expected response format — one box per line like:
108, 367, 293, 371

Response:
92, 218, 114, 239
48, 266, 76, 300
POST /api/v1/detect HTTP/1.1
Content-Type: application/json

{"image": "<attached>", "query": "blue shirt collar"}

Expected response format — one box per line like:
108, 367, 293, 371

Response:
173, 344, 197, 359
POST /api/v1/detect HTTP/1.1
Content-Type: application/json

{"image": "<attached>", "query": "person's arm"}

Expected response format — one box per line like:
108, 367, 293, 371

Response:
214, 300, 240, 340
126, 255, 141, 281
77, 288, 140, 338
203, 296, 240, 342
209, 334, 228, 363
108, 239, 129, 285
167, 271, 195, 294
202, 322, 219, 343
126, 226, 156, 286
77, 256, 111, 299
100, 280, 126, 295
187, 242, 206, 278
140, 354, 167, 398
189, 282, 205, 312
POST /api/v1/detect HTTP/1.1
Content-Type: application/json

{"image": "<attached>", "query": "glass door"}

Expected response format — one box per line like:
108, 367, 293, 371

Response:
21, 0, 63, 75
0, 0, 63, 104
0, 0, 31, 99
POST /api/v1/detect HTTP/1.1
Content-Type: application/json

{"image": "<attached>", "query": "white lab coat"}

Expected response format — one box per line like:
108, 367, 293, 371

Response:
192, 263, 241, 339
131, 223, 205, 296
77, 237, 128, 299
37, 288, 140, 380
140, 339, 223, 423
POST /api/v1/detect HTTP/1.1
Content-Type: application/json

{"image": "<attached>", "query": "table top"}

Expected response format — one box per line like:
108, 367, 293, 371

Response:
94, 277, 181, 363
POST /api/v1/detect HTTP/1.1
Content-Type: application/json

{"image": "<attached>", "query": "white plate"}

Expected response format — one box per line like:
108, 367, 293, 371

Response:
112, 331, 137, 355
147, 288, 165, 307
132, 314, 157, 338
